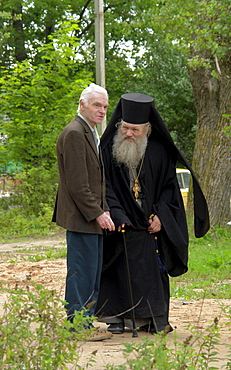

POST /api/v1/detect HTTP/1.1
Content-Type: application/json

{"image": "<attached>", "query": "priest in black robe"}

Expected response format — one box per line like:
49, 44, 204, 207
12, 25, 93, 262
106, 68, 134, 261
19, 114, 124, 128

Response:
96, 93, 210, 334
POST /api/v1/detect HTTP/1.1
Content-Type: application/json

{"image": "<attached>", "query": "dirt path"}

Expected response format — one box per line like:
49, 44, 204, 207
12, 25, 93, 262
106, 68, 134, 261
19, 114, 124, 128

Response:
0, 237, 230, 369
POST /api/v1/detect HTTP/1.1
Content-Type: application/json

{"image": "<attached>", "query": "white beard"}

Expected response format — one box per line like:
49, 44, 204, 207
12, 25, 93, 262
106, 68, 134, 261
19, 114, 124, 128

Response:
112, 128, 148, 168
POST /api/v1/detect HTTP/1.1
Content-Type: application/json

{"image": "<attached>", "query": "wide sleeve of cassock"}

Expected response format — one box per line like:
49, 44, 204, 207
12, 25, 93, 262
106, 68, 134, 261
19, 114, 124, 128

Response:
102, 145, 132, 228
147, 144, 189, 277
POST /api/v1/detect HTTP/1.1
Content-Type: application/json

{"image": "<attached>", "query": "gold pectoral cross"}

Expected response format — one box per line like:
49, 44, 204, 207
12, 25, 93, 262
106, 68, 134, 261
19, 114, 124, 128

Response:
133, 179, 141, 202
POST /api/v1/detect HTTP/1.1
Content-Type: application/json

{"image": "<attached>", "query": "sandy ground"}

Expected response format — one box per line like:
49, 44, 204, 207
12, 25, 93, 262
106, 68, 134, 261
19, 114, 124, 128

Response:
0, 237, 230, 369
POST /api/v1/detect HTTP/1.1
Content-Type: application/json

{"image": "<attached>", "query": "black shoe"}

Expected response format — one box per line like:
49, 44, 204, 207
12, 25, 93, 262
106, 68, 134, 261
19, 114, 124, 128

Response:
140, 323, 173, 334
107, 322, 124, 334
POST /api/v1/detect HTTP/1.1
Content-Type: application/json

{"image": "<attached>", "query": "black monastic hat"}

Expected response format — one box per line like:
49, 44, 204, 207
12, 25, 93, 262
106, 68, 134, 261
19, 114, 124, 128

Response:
101, 92, 210, 238
121, 93, 153, 124
101, 92, 175, 149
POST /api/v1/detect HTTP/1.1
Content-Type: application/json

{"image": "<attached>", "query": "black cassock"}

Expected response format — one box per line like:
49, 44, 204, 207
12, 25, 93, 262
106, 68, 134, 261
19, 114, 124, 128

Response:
96, 137, 189, 328
96, 95, 209, 330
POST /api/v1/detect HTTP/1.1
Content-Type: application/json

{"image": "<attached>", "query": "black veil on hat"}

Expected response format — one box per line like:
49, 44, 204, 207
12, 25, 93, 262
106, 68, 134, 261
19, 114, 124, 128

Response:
101, 93, 210, 238
101, 93, 176, 149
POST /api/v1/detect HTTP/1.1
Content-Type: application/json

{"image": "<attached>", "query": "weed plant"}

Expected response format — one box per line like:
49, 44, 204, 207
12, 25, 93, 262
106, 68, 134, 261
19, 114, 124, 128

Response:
105, 313, 231, 370
0, 282, 96, 370
1, 284, 230, 370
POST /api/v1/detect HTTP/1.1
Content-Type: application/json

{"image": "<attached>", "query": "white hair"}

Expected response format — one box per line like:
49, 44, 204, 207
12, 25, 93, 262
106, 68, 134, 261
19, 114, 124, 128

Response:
77, 83, 108, 113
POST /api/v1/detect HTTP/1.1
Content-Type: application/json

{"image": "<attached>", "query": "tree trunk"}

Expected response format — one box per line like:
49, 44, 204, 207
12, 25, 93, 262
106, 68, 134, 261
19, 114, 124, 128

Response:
188, 50, 231, 227
12, 5, 27, 62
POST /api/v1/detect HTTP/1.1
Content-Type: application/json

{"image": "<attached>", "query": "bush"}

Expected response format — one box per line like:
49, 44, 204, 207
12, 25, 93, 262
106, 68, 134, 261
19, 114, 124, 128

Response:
0, 206, 59, 241
0, 165, 60, 241
105, 316, 230, 369
16, 166, 58, 217
0, 282, 95, 369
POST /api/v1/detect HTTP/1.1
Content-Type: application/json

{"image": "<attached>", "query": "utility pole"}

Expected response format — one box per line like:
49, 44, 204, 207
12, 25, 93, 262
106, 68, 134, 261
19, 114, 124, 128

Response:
94, 0, 106, 134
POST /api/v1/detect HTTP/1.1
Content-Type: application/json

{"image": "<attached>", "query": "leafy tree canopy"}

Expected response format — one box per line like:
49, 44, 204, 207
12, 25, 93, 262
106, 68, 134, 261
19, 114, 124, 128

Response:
0, 0, 230, 226
0, 0, 198, 161
0, 19, 92, 170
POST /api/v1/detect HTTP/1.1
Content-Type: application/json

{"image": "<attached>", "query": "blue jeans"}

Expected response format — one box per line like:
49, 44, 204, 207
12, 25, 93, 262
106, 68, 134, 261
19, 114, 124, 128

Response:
65, 230, 103, 320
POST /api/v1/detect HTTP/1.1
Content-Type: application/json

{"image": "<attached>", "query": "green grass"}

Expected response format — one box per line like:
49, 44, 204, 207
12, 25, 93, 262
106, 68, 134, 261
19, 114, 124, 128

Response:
1, 245, 67, 263
0, 206, 61, 242
170, 227, 231, 299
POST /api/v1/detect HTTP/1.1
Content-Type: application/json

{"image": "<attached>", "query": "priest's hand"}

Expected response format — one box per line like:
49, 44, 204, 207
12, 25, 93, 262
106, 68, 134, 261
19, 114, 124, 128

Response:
148, 215, 161, 234
118, 223, 131, 232
96, 212, 115, 231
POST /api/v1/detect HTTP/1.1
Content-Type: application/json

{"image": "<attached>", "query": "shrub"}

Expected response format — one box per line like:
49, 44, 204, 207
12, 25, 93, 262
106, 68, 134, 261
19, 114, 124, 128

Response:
105, 318, 225, 370
0, 282, 95, 369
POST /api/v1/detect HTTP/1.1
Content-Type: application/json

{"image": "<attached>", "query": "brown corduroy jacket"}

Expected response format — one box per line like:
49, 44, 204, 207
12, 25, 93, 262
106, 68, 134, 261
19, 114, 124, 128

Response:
52, 115, 109, 234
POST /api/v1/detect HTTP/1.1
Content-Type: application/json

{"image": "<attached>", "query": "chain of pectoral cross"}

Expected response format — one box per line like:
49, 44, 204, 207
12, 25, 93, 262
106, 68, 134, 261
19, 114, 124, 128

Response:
130, 154, 145, 202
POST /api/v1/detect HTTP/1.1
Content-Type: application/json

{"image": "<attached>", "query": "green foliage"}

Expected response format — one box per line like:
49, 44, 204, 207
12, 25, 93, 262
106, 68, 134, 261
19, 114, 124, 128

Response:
0, 282, 96, 369
149, 0, 231, 62
16, 166, 58, 217
130, 42, 196, 160
0, 0, 73, 65
105, 318, 223, 369
0, 19, 92, 170
0, 205, 58, 242
0, 18, 93, 242
0, 166, 60, 241
0, 1, 198, 163
223, 116, 231, 141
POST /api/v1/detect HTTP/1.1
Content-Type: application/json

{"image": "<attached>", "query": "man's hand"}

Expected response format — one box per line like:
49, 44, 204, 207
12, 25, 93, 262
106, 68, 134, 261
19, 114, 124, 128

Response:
96, 212, 115, 231
148, 215, 161, 234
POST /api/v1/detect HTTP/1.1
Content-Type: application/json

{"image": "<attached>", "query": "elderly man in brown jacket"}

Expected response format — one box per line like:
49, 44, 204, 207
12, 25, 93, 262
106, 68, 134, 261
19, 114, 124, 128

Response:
53, 83, 115, 332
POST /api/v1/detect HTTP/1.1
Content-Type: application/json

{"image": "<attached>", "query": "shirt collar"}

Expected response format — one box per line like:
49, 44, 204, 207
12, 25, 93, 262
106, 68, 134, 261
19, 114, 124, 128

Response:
78, 113, 99, 151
